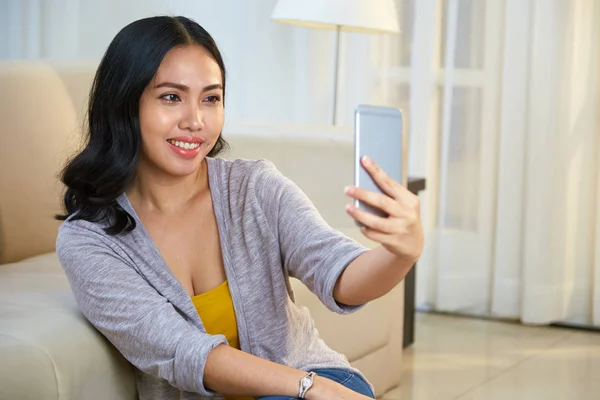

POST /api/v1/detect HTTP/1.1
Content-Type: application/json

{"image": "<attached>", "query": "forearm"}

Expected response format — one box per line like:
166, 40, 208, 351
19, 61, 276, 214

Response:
204, 345, 367, 399
333, 246, 415, 306
204, 344, 307, 398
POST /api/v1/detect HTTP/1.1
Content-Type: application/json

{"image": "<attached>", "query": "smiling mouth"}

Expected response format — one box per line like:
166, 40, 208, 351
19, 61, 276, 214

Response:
166, 139, 202, 150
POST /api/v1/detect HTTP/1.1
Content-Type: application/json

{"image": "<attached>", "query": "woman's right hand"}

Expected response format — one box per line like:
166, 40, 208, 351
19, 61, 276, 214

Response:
305, 376, 373, 400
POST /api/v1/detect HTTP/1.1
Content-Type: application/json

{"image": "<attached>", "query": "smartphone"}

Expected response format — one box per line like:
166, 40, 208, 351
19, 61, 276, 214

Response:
354, 104, 403, 221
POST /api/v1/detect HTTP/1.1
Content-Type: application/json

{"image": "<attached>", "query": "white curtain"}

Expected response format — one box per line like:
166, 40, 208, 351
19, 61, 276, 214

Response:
388, 0, 600, 327
0, 0, 80, 59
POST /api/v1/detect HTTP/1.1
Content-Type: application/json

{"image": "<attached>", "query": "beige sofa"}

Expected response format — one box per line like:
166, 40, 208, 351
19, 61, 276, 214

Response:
0, 61, 404, 399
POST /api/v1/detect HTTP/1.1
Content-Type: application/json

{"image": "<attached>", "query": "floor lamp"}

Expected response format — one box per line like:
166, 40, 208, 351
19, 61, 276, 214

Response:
271, 0, 400, 125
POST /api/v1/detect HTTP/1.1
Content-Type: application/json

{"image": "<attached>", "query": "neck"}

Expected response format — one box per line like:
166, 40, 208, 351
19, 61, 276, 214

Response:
127, 158, 209, 214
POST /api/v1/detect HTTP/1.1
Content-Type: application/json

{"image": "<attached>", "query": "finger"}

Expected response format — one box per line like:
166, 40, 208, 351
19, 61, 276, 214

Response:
362, 156, 420, 207
346, 204, 395, 234
345, 186, 400, 217
361, 155, 401, 199
396, 188, 421, 211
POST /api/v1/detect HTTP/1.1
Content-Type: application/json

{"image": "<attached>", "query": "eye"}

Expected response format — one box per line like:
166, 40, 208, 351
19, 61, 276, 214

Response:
204, 95, 221, 104
161, 94, 181, 103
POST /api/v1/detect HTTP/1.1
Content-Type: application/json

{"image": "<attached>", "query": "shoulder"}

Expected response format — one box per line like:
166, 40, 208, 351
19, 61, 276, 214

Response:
209, 157, 301, 222
57, 217, 107, 244
208, 157, 288, 193
56, 216, 124, 262
209, 156, 279, 179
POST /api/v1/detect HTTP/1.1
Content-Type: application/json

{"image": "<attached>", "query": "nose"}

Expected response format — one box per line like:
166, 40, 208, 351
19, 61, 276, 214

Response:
178, 104, 204, 131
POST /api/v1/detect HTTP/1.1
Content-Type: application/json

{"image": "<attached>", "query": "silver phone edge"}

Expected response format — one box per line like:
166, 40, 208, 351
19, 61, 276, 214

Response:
353, 108, 362, 227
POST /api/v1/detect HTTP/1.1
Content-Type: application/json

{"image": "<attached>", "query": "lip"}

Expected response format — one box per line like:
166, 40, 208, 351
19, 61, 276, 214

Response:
166, 136, 204, 159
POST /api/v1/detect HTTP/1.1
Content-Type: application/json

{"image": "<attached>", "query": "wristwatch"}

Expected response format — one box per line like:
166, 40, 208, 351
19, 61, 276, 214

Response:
298, 371, 317, 399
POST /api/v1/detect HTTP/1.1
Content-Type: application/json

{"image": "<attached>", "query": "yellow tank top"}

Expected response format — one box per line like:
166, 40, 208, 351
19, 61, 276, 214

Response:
191, 281, 254, 400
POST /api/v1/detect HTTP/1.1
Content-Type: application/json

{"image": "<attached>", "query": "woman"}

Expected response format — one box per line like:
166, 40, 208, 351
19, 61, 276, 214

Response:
56, 16, 423, 400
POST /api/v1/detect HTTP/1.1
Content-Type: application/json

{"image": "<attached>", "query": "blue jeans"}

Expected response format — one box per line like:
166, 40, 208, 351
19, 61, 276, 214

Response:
258, 368, 374, 400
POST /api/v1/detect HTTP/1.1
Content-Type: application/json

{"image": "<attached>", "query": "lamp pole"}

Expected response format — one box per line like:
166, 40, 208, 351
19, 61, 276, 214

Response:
331, 25, 342, 125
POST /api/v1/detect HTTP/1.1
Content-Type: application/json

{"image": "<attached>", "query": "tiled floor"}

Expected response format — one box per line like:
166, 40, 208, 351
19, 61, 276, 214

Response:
382, 313, 600, 400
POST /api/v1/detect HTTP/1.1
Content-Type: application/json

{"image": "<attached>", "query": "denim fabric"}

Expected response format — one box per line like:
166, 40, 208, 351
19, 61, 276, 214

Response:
258, 368, 374, 400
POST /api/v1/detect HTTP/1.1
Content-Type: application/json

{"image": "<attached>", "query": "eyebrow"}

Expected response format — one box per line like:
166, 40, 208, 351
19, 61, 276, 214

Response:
154, 82, 223, 93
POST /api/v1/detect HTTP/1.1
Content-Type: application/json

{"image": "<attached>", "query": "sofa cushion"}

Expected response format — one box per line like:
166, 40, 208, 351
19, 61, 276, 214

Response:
0, 253, 136, 400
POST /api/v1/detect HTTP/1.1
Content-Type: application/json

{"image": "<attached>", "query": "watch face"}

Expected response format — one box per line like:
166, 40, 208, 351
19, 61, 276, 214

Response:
301, 377, 311, 388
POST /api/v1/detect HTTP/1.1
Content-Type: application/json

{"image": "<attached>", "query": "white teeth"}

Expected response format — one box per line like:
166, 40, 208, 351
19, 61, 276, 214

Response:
168, 140, 200, 150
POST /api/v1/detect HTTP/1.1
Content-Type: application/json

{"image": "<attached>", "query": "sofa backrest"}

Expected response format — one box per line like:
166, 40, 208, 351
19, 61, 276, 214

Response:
222, 129, 356, 233
0, 61, 95, 264
0, 61, 359, 265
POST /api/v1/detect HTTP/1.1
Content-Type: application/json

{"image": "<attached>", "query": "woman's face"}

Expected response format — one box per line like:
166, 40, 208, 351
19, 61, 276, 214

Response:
138, 44, 224, 178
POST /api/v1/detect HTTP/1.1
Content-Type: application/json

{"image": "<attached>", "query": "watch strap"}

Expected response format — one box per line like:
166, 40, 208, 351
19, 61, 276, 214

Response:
298, 371, 317, 399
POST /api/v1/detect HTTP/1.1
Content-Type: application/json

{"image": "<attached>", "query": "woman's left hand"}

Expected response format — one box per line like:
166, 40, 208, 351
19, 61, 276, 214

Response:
345, 156, 424, 263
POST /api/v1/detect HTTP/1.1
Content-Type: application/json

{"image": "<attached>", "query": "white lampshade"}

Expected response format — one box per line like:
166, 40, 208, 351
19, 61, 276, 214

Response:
271, 0, 400, 34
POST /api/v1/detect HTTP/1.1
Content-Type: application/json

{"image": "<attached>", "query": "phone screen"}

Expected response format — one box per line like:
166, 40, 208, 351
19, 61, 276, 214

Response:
354, 105, 403, 219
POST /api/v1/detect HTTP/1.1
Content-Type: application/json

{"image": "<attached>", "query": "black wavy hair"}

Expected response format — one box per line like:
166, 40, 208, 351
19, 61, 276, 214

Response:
56, 16, 229, 235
